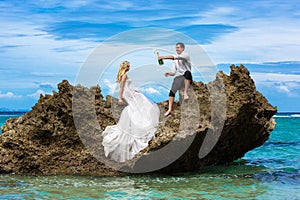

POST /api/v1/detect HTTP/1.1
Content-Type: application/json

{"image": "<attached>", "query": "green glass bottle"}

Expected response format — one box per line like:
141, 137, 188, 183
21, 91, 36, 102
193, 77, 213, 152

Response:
157, 51, 164, 65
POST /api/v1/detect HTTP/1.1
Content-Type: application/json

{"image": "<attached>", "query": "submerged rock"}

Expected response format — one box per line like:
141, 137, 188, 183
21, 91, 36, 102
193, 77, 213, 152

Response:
0, 65, 277, 175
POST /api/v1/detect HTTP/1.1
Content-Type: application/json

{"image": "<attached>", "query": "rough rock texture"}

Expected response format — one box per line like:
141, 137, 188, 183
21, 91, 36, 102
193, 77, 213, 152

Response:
0, 65, 277, 175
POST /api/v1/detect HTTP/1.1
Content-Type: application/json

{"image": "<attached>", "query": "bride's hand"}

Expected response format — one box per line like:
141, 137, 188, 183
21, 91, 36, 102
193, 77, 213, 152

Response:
165, 72, 170, 77
118, 98, 123, 104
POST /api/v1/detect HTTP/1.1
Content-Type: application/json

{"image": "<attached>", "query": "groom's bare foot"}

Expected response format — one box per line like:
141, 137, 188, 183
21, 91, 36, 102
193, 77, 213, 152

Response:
184, 93, 189, 100
164, 110, 172, 117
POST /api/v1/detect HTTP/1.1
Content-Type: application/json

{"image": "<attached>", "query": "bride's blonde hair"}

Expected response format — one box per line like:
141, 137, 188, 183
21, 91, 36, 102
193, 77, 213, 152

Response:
116, 61, 130, 83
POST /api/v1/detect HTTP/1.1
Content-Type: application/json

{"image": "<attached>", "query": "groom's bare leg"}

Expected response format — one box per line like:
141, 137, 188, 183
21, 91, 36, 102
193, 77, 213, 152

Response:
183, 71, 192, 100
168, 96, 174, 111
184, 79, 190, 100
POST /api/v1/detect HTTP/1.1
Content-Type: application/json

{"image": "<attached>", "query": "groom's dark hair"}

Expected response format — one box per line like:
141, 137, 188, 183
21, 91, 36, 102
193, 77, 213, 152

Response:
176, 42, 185, 49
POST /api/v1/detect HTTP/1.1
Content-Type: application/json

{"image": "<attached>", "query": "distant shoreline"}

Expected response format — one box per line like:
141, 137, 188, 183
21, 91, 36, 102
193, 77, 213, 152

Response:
275, 112, 300, 114
0, 111, 28, 115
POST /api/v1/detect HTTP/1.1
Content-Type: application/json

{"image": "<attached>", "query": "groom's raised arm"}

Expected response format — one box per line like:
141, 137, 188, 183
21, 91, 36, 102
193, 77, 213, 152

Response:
158, 55, 174, 60
158, 52, 189, 61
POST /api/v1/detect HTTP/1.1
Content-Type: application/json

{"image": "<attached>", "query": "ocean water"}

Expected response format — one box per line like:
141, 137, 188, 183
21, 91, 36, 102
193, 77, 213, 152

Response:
0, 112, 299, 199
0, 112, 26, 134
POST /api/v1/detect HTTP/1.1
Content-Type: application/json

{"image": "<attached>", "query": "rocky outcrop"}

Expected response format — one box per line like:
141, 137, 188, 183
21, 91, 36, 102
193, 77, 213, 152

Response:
0, 65, 277, 175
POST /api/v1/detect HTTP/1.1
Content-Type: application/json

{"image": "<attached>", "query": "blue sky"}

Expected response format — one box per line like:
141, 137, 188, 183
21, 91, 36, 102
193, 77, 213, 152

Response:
0, 0, 300, 112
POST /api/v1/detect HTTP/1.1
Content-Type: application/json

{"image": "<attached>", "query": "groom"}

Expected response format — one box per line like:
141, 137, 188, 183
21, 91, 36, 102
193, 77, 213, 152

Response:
158, 42, 193, 116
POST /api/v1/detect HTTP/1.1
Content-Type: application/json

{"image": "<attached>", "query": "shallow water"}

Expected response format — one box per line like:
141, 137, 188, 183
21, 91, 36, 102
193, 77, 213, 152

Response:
0, 112, 299, 199
0, 165, 299, 199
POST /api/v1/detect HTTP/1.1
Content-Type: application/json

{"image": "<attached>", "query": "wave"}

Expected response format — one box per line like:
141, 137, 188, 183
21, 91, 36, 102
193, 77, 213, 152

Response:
274, 115, 290, 118
274, 113, 300, 118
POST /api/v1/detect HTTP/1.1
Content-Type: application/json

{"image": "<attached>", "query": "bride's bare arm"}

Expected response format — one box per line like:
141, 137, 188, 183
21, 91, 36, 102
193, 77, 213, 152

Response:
118, 74, 127, 104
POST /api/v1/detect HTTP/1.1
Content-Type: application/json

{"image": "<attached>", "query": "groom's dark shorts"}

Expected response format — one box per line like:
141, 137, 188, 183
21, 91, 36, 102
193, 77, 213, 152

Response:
169, 71, 193, 97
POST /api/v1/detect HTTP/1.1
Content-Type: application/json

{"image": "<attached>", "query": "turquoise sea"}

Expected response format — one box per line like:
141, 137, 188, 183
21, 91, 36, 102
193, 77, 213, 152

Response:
0, 112, 299, 199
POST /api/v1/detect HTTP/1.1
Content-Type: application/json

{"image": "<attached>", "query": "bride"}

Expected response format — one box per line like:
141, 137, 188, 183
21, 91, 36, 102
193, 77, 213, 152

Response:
102, 61, 160, 162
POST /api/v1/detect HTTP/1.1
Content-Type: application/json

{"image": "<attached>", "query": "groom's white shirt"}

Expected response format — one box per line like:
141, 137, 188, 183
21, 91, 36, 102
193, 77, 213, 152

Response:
172, 51, 191, 77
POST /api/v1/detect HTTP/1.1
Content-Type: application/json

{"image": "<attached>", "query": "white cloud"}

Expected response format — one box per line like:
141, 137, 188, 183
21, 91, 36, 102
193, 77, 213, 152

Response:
251, 72, 300, 97
192, 3, 300, 64
251, 72, 300, 83
103, 79, 118, 94
0, 19, 97, 89
0, 91, 21, 98
27, 89, 45, 98
277, 85, 290, 93
203, 18, 300, 63
274, 83, 299, 97
142, 87, 161, 95
193, 6, 238, 25
0, 20, 96, 65
32, 81, 56, 91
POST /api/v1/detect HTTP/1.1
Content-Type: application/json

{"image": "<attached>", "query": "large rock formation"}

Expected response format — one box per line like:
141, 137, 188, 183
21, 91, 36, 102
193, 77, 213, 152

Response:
0, 65, 277, 175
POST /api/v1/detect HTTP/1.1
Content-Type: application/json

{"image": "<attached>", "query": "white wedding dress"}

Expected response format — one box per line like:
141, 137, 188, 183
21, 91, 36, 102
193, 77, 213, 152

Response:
102, 79, 160, 162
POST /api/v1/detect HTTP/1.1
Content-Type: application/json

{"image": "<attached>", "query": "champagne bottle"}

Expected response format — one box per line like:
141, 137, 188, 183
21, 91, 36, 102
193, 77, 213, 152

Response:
157, 51, 164, 65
